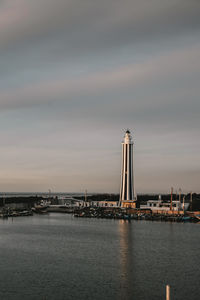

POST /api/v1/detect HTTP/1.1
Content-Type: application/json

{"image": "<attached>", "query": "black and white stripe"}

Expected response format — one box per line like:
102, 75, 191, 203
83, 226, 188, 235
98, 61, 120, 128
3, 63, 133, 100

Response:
119, 139, 134, 206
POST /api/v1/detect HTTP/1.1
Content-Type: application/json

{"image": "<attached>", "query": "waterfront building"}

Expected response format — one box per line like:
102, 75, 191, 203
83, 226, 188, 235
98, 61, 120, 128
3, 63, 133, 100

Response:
74, 200, 118, 208
119, 130, 136, 208
140, 195, 190, 212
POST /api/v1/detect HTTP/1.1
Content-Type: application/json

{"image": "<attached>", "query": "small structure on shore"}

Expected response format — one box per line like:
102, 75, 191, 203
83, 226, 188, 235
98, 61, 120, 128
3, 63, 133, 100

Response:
140, 195, 189, 213
73, 199, 119, 208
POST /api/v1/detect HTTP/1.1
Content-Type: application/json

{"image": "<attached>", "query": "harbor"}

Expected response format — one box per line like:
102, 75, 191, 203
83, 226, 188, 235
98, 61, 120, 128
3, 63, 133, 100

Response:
73, 206, 200, 223
1, 205, 199, 224
1, 0, 199, 298
0, 191, 200, 224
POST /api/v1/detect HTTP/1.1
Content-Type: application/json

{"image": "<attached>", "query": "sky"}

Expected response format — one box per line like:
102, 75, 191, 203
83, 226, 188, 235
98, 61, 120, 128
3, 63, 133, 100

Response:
0, 0, 200, 194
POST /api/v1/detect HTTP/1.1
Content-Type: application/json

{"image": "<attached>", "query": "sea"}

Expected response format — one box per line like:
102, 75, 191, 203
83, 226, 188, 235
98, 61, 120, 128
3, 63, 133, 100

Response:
0, 214, 199, 300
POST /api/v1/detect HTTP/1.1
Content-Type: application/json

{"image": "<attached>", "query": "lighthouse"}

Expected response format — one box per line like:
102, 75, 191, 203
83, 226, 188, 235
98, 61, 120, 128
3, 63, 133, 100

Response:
119, 130, 136, 208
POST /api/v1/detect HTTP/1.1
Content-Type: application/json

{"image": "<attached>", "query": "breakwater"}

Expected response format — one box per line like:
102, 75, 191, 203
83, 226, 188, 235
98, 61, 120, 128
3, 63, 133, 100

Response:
0, 209, 33, 218
74, 207, 200, 223
1, 204, 199, 223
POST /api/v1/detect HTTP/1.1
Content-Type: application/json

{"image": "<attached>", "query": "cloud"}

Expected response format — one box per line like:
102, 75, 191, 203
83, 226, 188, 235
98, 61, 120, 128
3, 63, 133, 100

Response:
0, 43, 199, 112
0, 0, 199, 192
0, 0, 200, 62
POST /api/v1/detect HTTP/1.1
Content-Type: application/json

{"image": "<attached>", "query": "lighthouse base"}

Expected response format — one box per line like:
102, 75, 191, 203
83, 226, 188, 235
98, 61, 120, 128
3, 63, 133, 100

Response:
121, 200, 137, 209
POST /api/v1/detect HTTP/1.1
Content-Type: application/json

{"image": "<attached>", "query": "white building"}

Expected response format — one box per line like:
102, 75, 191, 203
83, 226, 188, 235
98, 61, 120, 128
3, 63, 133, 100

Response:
140, 195, 189, 212
73, 200, 118, 208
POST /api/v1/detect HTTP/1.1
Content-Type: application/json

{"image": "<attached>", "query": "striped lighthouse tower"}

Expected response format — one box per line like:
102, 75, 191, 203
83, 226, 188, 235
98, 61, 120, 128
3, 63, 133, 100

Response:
119, 130, 136, 208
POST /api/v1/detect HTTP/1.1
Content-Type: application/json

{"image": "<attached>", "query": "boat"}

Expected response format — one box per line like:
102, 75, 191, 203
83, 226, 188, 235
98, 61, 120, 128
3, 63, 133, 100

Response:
32, 207, 48, 214
182, 216, 191, 222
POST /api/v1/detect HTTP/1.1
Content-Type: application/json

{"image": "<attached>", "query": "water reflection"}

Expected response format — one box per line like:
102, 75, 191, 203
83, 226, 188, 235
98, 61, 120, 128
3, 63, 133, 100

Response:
118, 220, 135, 300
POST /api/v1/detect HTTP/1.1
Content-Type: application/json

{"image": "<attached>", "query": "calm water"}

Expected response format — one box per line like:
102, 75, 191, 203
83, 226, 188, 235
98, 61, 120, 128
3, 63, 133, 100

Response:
0, 214, 199, 300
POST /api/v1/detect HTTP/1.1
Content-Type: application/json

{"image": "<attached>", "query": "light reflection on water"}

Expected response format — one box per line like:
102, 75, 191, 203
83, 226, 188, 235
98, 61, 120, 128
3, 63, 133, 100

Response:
118, 220, 134, 300
117, 219, 200, 300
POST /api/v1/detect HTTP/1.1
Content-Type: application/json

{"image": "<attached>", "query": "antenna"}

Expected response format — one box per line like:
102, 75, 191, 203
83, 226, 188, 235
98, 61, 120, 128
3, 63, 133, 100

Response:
3, 193, 6, 207
170, 187, 173, 211
178, 188, 182, 205
183, 196, 185, 213
190, 191, 193, 211
48, 189, 51, 201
